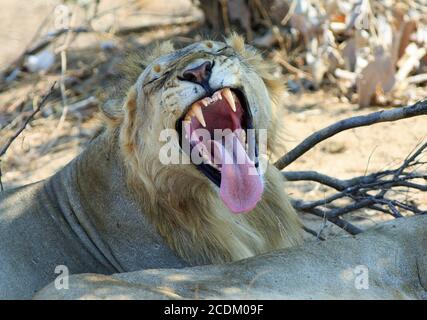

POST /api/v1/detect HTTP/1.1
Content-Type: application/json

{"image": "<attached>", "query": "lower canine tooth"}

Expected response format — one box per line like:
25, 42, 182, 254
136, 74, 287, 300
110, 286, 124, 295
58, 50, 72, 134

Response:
192, 103, 206, 127
222, 88, 236, 112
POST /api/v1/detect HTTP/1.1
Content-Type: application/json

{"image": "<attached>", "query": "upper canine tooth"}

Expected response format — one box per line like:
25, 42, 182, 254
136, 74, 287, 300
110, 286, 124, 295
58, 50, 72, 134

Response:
192, 102, 206, 127
222, 88, 236, 112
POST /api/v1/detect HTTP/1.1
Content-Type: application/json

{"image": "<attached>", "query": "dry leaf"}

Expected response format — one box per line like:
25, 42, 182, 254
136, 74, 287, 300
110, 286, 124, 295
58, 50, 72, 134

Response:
356, 47, 395, 107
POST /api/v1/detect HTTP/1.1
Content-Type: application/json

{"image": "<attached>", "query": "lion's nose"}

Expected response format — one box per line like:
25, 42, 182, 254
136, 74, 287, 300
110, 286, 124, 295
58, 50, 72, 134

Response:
181, 61, 212, 85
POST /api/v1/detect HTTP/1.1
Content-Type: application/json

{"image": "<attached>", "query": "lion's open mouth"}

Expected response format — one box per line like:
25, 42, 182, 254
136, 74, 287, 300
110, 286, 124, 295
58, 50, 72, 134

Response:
176, 88, 263, 213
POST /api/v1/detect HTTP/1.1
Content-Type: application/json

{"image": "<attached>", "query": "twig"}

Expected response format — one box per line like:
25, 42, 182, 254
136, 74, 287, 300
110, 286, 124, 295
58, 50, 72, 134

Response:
41, 11, 79, 155
284, 171, 426, 195
394, 181, 427, 191
0, 82, 57, 158
326, 199, 375, 219
298, 205, 363, 235
0, 82, 56, 191
281, 0, 297, 26
302, 225, 326, 241
275, 99, 427, 170
329, 216, 363, 235
283, 169, 397, 191
273, 51, 313, 80
286, 139, 426, 233
285, 170, 352, 190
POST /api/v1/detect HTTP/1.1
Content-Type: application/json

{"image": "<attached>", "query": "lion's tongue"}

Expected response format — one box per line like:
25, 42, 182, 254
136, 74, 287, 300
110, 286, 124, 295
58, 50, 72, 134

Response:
212, 134, 263, 213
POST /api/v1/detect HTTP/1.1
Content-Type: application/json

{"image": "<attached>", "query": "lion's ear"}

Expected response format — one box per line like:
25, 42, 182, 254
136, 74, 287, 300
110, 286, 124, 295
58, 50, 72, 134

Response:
120, 85, 138, 153
100, 85, 136, 130
157, 41, 175, 56
145, 41, 175, 64
122, 85, 137, 129
226, 33, 246, 54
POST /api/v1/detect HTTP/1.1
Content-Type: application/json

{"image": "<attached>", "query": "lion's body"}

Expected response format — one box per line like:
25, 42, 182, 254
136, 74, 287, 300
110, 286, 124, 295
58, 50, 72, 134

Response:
0, 36, 302, 299
0, 135, 188, 299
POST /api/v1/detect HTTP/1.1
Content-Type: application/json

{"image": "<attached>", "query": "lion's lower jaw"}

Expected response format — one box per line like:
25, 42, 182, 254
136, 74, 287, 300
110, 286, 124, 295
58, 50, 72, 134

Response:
126, 155, 303, 265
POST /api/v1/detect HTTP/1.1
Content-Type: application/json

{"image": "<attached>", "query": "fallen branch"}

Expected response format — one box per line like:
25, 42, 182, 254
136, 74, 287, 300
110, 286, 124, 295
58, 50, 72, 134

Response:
275, 99, 427, 170
302, 225, 326, 241
276, 99, 427, 237
285, 140, 427, 236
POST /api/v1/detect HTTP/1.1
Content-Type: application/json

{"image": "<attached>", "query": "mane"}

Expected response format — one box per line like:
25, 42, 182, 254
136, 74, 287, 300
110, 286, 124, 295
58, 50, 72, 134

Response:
99, 35, 302, 265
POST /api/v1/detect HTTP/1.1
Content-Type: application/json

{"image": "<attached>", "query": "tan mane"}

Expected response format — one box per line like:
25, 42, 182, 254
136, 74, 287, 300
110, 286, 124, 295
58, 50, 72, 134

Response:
101, 35, 302, 265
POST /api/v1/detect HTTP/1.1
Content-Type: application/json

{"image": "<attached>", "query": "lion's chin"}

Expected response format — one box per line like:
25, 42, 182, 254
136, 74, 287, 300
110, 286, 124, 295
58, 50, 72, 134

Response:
176, 88, 263, 213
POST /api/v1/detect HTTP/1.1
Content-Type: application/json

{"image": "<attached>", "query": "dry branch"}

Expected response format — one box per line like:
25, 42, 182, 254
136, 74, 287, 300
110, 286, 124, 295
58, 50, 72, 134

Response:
278, 100, 427, 236
275, 99, 427, 170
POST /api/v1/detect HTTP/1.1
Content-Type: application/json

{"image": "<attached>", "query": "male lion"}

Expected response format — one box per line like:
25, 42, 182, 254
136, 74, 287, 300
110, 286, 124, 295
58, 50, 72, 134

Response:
0, 35, 302, 299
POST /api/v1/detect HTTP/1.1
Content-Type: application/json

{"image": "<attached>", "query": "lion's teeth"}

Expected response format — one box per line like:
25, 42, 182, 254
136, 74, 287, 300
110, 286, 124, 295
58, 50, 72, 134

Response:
213, 91, 222, 101
222, 88, 236, 112
191, 102, 206, 127
201, 99, 209, 107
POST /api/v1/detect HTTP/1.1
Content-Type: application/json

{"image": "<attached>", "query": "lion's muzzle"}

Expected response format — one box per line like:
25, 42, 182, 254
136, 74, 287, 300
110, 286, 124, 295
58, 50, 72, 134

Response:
177, 85, 263, 214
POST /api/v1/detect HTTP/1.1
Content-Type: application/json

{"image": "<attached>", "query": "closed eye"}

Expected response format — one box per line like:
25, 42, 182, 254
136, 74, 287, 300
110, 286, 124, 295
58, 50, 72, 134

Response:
143, 71, 171, 87
217, 46, 228, 53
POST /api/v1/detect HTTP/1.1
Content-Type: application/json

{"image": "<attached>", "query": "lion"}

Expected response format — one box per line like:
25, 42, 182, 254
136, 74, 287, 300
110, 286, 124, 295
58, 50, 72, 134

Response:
0, 35, 302, 299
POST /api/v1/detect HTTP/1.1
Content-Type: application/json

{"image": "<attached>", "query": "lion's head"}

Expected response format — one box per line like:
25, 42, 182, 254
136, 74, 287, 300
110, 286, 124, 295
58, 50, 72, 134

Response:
103, 35, 301, 264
